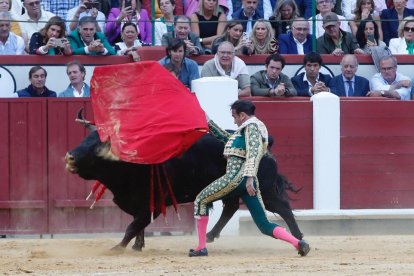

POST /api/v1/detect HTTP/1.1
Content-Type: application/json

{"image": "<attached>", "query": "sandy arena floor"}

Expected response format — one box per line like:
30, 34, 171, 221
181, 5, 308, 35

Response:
1, 235, 413, 275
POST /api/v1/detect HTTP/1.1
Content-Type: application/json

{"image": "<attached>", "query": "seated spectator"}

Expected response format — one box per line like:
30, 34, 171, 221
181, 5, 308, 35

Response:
349, 0, 383, 40
347, 0, 387, 17
269, 0, 299, 38
19, 0, 55, 47
278, 17, 312, 54
59, 61, 90, 97
162, 15, 203, 56
106, 0, 152, 45
68, 16, 116, 55
0, 0, 22, 36
381, 0, 414, 45
163, 61, 180, 77
248, 19, 278, 54
250, 53, 297, 96
29, 16, 72, 55
232, 0, 262, 35
211, 20, 245, 54
41, 0, 78, 19
389, 16, 414, 54
159, 38, 200, 90
329, 54, 370, 96
154, 0, 176, 45
17, 66, 57, 97
355, 17, 386, 54
201, 41, 251, 96
191, 0, 227, 50
368, 55, 411, 99
291, 52, 332, 96
317, 12, 364, 55
0, 11, 24, 54
308, 0, 350, 38
115, 22, 142, 61
66, 0, 106, 33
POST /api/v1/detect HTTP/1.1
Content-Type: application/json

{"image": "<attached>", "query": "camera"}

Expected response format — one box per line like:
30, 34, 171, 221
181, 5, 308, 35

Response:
367, 34, 375, 43
84, 1, 100, 9
55, 38, 66, 48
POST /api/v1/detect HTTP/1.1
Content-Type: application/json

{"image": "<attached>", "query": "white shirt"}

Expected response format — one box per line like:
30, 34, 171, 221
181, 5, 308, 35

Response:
115, 40, 142, 55
72, 84, 85, 98
370, 72, 411, 100
293, 36, 307, 55
0, 32, 25, 55
19, 9, 55, 41
66, 7, 106, 32
262, 0, 272, 20
308, 13, 350, 38
303, 73, 319, 96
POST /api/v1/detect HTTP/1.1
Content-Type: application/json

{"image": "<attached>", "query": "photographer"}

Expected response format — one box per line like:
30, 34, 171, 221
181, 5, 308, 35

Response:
66, 0, 106, 33
29, 16, 72, 55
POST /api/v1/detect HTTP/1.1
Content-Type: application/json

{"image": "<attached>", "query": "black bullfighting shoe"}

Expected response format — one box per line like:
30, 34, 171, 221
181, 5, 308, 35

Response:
188, 248, 208, 257
297, 240, 310, 257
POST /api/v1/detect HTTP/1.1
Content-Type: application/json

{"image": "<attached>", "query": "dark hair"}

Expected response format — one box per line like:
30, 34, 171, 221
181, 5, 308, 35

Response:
122, 22, 138, 33
66, 60, 86, 75
29, 66, 46, 79
230, 100, 256, 116
355, 17, 379, 48
40, 16, 66, 42
303, 51, 322, 65
165, 37, 186, 57
265, 53, 286, 68
78, 16, 98, 28
163, 62, 180, 76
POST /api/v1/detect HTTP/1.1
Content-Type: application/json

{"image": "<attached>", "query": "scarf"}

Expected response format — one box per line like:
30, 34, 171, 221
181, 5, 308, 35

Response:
213, 54, 249, 79
238, 116, 268, 143
406, 40, 414, 54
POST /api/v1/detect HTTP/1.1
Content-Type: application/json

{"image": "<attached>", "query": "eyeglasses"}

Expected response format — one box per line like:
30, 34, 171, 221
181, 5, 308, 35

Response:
292, 26, 309, 32
404, 27, 414, 32
27, 1, 41, 7
218, 51, 235, 56
380, 66, 396, 72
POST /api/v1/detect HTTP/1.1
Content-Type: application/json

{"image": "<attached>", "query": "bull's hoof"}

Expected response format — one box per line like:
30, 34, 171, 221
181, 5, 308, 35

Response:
109, 244, 126, 254
206, 232, 219, 243
188, 248, 208, 257
297, 240, 310, 257
131, 244, 143, 251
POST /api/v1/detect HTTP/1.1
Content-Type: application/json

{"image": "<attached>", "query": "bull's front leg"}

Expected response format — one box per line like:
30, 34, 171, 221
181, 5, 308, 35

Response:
131, 229, 145, 251
111, 215, 150, 252
206, 197, 239, 243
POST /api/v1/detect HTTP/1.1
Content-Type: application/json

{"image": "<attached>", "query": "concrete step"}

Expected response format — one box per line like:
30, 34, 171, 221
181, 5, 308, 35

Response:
239, 209, 414, 236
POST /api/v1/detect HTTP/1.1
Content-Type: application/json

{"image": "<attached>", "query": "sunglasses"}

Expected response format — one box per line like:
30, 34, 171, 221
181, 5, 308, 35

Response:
404, 27, 414, 32
27, 1, 41, 7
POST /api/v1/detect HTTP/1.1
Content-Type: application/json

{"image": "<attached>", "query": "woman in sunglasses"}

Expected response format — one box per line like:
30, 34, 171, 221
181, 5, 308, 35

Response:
388, 16, 414, 54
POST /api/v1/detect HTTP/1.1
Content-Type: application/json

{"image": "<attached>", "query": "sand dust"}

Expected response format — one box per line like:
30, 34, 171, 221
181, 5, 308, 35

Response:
1, 235, 413, 275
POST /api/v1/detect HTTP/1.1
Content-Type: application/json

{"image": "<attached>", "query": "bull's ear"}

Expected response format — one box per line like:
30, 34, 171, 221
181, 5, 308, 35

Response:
75, 107, 97, 132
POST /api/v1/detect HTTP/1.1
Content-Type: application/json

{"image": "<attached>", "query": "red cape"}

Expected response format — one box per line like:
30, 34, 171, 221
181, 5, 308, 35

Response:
90, 61, 207, 164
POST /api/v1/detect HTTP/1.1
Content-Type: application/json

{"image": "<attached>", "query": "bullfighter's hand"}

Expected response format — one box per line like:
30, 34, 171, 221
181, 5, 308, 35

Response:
246, 177, 256, 196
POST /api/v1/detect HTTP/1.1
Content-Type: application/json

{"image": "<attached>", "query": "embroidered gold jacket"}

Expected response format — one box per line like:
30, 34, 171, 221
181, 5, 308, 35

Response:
208, 120, 268, 177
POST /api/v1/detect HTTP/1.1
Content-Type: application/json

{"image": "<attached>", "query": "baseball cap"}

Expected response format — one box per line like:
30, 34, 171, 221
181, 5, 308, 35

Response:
323, 12, 339, 28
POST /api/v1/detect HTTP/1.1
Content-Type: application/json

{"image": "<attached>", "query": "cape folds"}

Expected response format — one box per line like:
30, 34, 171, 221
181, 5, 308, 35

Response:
90, 61, 208, 164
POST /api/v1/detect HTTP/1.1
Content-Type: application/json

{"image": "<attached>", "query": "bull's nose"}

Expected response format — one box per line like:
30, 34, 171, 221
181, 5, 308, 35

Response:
65, 152, 78, 173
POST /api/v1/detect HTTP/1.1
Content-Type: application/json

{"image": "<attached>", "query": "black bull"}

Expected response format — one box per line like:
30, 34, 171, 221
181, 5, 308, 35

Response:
65, 130, 303, 251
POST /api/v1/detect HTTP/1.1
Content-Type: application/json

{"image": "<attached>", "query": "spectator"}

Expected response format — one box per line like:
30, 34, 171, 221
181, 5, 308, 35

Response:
17, 66, 57, 97
291, 52, 332, 96
232, 0, 262, 35
41, 0, 78, 19
329, 54, 370, 96
229, 0, 275, 19
355, 17, 386, 54
381, 0, 414, 45
249, 19, 278, 54
19, 0, 55, 46
278, 17, 312, 54
154, 0, 176, 45
191, 0, 227, 51
159, 38, 200, 90
0, 0, 22, 36
296, 0, 314, 19
201, 41, 251, 96
368, 55, 411, 100
29, 16, 72, 55
59, 61, 90, 97
389, 16, 414, 54
161, 15, 203, 56
316, 12, 364, 55
114, 22, 142, 61
348, 0, 383, 40
269, 0, 299, 38
66, 0, 106, 33
308, 0, 350, 38
162, 61, 180, 77
0, 11, 24, 54
211, 20, 245, 54
106, 0, 152, 45
343, 0, 388, 17
250, 53, 297, 96
68, 16, 116, 55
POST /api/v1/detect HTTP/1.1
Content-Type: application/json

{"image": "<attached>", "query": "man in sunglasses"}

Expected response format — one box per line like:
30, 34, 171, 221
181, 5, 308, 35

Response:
278, 18, 312, 54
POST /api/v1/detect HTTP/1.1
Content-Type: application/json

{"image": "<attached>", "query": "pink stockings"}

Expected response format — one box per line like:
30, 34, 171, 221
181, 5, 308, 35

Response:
195, 215, 209, 251
273, 226, 300, 249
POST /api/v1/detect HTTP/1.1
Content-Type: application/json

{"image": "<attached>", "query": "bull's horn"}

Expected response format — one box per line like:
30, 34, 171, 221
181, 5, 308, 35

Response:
75, 107, 96, 132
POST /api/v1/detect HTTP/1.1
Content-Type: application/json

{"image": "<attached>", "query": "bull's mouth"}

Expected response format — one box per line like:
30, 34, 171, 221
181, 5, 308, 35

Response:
65, 152, 78, 173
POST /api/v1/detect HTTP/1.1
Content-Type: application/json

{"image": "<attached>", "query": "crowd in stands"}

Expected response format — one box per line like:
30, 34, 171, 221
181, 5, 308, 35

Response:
1, 0, 414, 100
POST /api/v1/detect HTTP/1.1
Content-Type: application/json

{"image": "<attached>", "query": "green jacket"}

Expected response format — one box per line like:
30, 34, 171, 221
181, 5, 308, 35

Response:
68, 29, 116, 55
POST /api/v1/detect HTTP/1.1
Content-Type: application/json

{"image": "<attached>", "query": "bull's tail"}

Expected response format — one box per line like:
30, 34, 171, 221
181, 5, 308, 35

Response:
275, 173, 302, 201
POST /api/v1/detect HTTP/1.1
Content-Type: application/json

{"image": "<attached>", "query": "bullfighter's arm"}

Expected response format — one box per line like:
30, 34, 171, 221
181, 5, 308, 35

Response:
243, 123, 265, 177
208, 120, 230, 143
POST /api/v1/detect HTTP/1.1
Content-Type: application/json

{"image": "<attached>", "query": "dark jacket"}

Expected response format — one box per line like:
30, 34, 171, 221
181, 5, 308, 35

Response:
291, 72, 332, 97
316, 29, 359, 55
328, 75, 370, 97
17, 85, 57, 97
67, 29, 116, 55
278, 32, 312, 54
250, 70, 297, 96
232, 8, 263, 32
381, 8, 414, 45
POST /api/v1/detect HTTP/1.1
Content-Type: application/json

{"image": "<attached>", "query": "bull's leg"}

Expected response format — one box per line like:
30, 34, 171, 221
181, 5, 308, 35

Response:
206, 197, 239, 243
131, 229, 145, 251
111, 215, 150, 252
266, 200, 303, 240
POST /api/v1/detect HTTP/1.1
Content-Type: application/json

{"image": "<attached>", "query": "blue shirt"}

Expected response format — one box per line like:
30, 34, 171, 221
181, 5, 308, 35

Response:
159, 56, 200, 90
